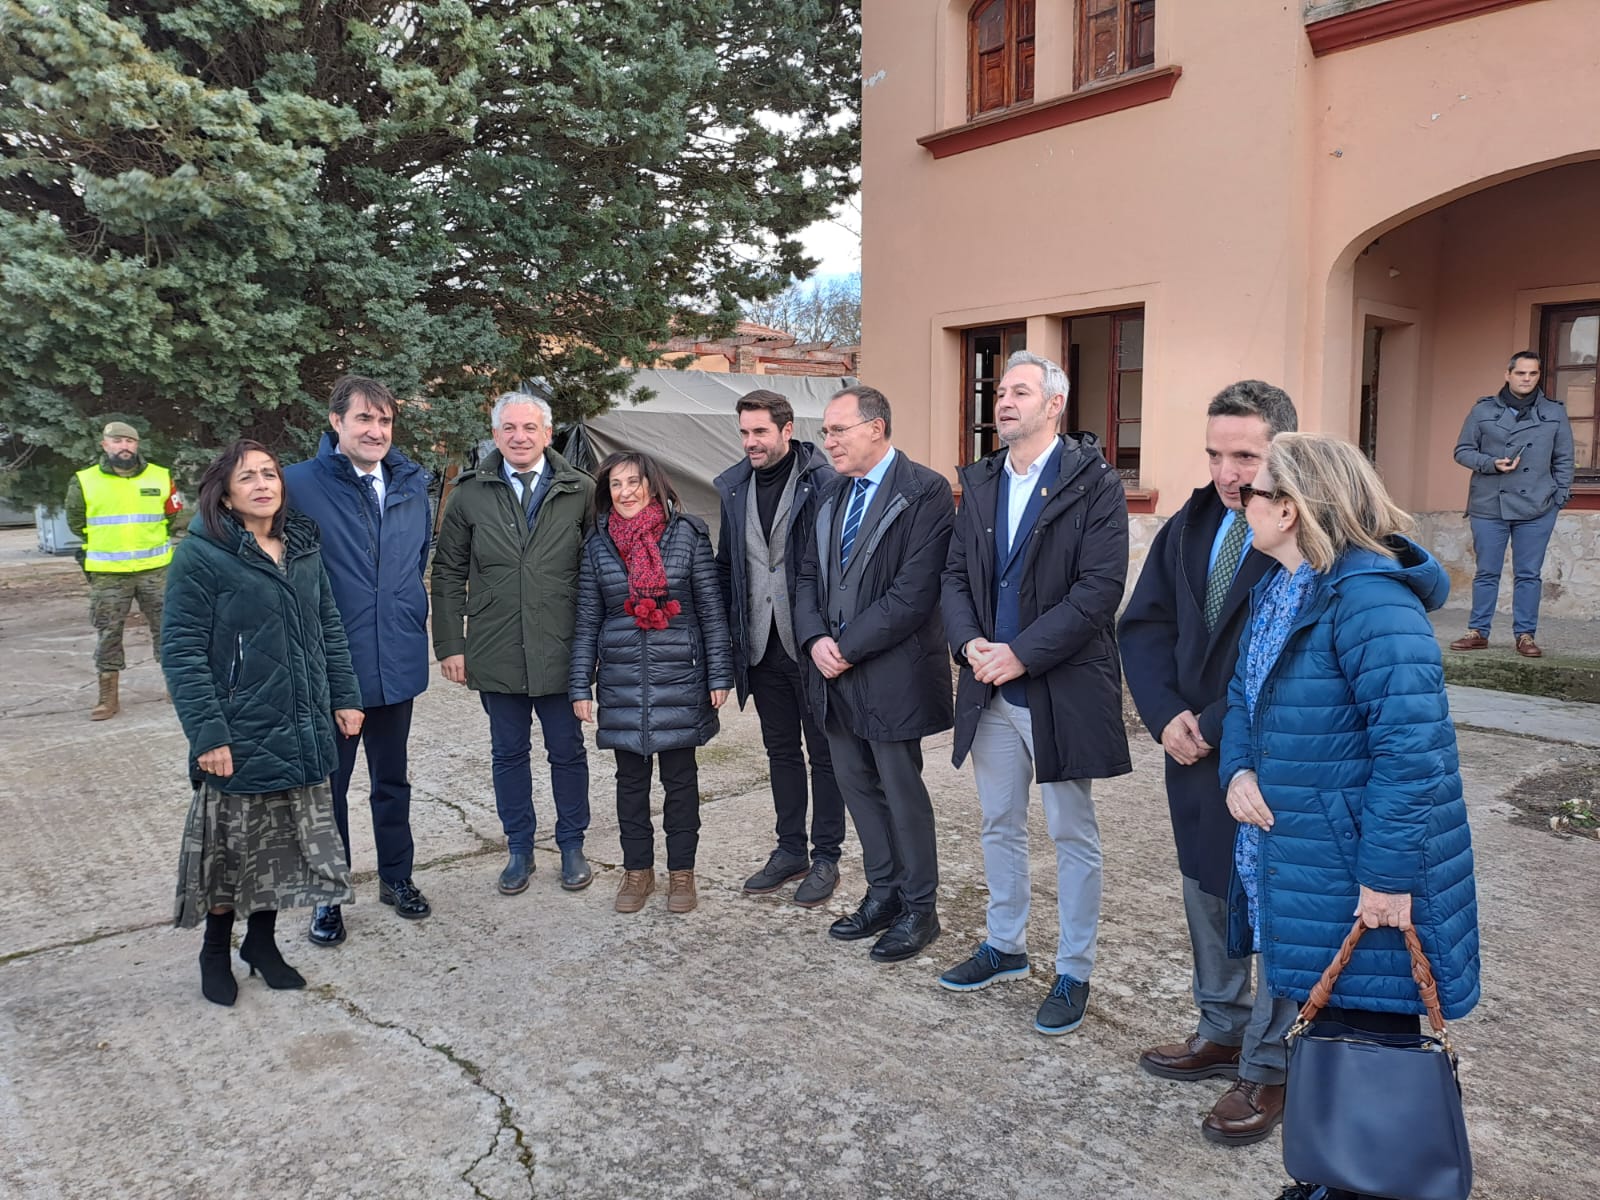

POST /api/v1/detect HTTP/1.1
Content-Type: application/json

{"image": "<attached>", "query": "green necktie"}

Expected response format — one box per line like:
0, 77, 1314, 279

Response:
1204, 515, 1249, 631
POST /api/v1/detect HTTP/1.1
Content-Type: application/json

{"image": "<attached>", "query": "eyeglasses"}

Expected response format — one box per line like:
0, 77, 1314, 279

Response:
820, 417, 877, 440
1238, 484, 1283, 507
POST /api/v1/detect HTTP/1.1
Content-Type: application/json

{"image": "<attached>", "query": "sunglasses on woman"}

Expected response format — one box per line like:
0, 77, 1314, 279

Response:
1238, 484, 1283, 507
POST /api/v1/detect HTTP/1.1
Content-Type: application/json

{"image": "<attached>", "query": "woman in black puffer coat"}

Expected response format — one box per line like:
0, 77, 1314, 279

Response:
569, 452, 733, 916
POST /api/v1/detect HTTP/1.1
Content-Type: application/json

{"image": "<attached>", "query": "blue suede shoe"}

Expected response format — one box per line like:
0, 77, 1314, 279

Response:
1034, 974, 1089, 1035
938, 941, 1030, 992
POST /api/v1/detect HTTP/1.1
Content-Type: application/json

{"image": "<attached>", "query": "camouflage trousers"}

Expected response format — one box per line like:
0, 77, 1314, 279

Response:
87, 566, 166, 672
174, 777, 355, 928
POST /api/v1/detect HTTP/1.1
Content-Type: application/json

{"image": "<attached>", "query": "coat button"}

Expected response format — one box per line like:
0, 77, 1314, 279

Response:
1000, 580, 1009, 588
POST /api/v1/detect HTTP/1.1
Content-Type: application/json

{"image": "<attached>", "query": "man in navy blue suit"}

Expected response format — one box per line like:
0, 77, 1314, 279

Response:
284, 375, 434, 945
1119, 379, 1300, 1146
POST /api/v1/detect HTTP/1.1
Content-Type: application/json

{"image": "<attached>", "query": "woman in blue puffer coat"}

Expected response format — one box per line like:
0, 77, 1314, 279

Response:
1218, 434, 1480, 1200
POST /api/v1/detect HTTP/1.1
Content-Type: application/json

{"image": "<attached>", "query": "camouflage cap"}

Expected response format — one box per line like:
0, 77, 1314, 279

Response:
102, 421, 139, 440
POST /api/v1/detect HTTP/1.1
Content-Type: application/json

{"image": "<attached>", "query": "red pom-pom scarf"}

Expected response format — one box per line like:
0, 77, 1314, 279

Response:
610, 500, 682, 630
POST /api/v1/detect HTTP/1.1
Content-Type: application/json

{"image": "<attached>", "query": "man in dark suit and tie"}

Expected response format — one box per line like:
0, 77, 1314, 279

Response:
794, 385, 955, 963
432, 393, 597, 895
938, 350, 1131, 1037
1118, 380, 1301, 1147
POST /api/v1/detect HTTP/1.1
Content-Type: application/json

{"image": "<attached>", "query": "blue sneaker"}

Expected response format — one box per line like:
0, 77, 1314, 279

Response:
1034, 974, 1089, 1035
938, 941, 1030, 992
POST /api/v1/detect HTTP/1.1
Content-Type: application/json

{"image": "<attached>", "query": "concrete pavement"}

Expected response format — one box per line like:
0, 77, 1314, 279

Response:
1, 538, 1597, 1200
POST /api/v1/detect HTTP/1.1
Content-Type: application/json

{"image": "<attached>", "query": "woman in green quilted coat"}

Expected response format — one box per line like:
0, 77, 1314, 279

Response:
162, 440, 364, 1007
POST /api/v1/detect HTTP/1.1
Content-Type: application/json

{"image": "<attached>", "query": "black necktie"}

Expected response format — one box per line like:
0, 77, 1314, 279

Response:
359, 474, 382, 527
516, 470, 541, 527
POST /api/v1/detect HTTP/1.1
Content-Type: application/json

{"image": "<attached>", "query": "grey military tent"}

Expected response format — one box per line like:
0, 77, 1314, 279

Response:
558, 368, 853, 536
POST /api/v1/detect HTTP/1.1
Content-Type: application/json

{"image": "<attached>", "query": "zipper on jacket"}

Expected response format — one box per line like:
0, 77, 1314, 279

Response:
227, 633, 244, 699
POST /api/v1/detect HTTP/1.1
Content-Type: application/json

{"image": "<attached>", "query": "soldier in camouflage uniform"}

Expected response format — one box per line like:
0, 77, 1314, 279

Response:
65, 421, 188, 719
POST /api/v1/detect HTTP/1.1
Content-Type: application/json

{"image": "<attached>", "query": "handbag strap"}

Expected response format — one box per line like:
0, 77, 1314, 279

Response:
1294, 919, 1449, 1040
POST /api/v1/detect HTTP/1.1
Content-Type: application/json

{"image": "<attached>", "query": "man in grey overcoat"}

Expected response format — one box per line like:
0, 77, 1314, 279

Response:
1450, 349, 1574, 658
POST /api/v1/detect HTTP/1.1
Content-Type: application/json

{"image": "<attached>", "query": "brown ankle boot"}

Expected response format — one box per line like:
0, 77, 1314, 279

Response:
614, 869, 656, 913
91, 672, 119, 721
667, 870, 697, 914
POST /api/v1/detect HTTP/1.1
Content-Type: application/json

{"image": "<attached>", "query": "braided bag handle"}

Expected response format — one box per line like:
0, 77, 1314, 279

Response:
1295, 919, 1447, 1037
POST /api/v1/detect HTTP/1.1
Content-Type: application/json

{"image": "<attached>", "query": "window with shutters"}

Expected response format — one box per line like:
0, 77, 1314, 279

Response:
968, 0, 1035, 118
1541, 301, 1600, 481
1064, 308, 1144, 480
1076, 0, 1155, 89
961, 324, 1028, 464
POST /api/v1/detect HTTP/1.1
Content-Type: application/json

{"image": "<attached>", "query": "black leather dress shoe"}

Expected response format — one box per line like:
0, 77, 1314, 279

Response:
379, 877, 432, 919
308, 904, 346, 947
560, 846, 594, 891
869, 909, 941, 963
827, 894, 901, 942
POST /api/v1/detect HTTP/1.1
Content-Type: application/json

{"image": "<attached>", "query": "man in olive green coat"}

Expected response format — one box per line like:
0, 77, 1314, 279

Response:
432, 394, 597, 894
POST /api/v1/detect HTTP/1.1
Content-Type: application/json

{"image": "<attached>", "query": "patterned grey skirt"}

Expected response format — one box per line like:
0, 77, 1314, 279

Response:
174, 777, 355, 928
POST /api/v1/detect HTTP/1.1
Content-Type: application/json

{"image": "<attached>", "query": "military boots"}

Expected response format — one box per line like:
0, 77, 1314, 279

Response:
91, 671, 119, 720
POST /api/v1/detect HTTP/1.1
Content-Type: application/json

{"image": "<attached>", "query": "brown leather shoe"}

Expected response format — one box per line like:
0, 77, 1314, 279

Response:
1516, 633, 1543, 658
1201, 1079, 1285, 1146
1449, 630, 1488, 651
666, 870, 697, 914
1138, 1033, 1241, 1081
614, 869, 656, 913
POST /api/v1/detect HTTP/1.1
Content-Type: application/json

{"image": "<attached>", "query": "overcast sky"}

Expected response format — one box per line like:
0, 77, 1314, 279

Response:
798, 198, 861, 279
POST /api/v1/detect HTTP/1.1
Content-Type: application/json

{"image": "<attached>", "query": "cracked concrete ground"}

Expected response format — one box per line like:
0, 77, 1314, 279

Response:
2, 540, 1599, 1200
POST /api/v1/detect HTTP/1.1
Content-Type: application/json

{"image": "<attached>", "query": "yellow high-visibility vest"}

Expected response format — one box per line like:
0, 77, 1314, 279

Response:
78, 464, 174, 573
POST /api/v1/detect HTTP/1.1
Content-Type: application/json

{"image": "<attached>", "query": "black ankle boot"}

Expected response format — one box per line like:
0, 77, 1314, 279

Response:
200, 910, 237, 1007
239, 910, 306, 990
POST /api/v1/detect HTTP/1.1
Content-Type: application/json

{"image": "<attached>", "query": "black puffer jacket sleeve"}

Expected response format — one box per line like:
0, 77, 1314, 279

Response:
568, 537, 603, 703
691, 523, 735, 692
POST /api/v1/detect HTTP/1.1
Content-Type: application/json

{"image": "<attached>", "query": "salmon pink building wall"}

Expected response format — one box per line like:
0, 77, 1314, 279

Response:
861, 0, 1600, 614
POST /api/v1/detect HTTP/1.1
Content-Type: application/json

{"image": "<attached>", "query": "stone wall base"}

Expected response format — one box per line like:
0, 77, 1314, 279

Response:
1122, 510, 1600, 619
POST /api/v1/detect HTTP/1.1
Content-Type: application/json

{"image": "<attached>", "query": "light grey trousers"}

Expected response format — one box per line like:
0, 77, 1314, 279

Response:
1182, 874, 1300, 1084
971, 694, 1101, 981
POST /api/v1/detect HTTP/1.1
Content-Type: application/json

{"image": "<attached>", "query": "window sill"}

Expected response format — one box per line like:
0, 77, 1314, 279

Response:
1124, 487, 1158, 515
919, 66, 1182, 160
1566, 488, 1600, 512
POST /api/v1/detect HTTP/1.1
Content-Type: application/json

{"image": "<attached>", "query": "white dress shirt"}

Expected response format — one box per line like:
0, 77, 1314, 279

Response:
1003, 437, 1060, 553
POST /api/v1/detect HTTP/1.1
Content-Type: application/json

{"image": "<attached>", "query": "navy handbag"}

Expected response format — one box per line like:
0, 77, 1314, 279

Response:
1281, 920, 1473, 1200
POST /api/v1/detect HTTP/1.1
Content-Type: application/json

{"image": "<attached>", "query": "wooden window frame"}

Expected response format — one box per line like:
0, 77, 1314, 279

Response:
1075, 0, 1156, 91
960, 323, 1027, 466
1107, 308, 1144, 477
1540, 300, 1600, 485
967, 0, 1036, 119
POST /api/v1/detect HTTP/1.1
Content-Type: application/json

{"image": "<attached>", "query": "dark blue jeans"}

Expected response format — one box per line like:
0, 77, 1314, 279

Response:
480, 691, 590, 854
1468, 507, 1559, 637
332, 699, 416, 884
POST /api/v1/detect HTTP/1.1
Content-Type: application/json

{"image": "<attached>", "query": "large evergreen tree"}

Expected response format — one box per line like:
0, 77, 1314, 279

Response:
0, 0, 859, 499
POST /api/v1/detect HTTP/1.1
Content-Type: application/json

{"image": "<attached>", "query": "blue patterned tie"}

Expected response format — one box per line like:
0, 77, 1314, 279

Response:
839, 478, 870, 571
359, 474, 382, 528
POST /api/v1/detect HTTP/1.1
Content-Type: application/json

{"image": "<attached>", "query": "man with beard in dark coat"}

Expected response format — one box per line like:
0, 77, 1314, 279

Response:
714, 389, 845, 909
937, 350, 1130, 1037
795, 385, 955, 964
1118, 379, 1300, 1147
